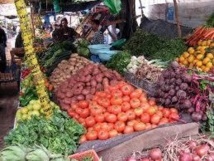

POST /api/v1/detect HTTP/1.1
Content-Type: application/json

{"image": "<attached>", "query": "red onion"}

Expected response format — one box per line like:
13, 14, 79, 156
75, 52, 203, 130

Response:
140, 158, 150, 161
195, 144, 210, 157
149, 148, 162, 160
187, 141, 198, 150
179, 152, 193, 161
192, 154, 200, 161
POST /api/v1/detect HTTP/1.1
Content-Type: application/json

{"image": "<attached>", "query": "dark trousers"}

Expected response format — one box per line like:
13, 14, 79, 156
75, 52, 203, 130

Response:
0, 44, 6, 72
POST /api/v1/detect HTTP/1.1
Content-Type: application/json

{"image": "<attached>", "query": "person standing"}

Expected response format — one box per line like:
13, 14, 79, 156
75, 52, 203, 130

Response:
0, 26, 7, 72
60, 18, 79, 42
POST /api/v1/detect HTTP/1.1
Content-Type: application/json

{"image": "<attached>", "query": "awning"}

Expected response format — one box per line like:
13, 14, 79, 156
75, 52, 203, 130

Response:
0, 4, 17, 16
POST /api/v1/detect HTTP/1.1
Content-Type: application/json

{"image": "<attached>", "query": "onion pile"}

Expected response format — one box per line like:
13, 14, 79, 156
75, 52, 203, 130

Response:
55, 64, 122, 110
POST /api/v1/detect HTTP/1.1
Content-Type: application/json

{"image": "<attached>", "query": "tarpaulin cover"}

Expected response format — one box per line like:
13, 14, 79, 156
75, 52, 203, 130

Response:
103, 0, 121, 15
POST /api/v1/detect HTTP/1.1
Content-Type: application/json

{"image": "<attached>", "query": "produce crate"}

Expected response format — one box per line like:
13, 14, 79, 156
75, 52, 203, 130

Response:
124, 72, 157, 97
77, 123, 199, 161
69, 149, 100, 161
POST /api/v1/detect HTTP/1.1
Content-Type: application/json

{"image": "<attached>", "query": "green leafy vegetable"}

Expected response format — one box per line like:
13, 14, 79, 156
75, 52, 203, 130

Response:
4, 110, 85, 155
106, 51, 131, 75
103, 0, 122, 15
206, 12, 214, 27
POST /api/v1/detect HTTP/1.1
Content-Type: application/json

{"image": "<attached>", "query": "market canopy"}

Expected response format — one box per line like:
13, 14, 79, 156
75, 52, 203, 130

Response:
0, 3, 17, 16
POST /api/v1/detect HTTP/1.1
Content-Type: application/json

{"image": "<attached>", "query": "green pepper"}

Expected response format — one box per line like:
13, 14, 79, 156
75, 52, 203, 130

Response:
20, 93, 38, 107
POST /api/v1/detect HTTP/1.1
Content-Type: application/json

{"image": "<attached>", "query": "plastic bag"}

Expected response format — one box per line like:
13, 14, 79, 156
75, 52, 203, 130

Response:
103, 0, 121, 15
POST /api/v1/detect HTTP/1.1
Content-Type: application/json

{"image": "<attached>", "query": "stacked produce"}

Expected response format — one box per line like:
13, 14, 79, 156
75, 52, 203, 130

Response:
125, 136, 214, 161
155, 61, 214, 122
106, 51, 132, 75
178, 40, 214, 72
126, 56, 166, 83
66, 81, 179, 142
186, 27, 214, 46
0, 145, 70, 161
39, 41, 76, 76
76, 39, 90, 58
123, 29, 187, 62
55, 64, 123, 110
5, 110, 85, 155
16, 100, 59, 122
49, 54, 91, 90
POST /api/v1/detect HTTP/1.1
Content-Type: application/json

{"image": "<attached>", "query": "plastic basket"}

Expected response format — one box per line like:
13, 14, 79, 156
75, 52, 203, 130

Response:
124, 72, 157, 97
69, 149, 100, 161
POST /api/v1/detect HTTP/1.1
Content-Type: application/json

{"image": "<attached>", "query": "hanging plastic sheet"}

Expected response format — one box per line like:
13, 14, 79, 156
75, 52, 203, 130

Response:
103, 0, 121, 15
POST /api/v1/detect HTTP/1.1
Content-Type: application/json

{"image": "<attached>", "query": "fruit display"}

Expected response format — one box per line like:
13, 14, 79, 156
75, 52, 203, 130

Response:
178, 40, 214, 72
66, 81, 179, 142
16, 100, 59, 122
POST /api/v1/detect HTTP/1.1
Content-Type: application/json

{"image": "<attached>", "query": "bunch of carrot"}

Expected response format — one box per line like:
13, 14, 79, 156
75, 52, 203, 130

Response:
186, 26, 214, 46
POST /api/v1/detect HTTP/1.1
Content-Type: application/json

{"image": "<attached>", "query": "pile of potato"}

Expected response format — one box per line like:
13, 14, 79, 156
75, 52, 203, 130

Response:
49, 54, 91, 90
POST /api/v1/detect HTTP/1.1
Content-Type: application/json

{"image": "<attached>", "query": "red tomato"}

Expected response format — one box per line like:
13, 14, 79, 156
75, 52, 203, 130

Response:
126, 110, 136, 121
114, 121, 126, 133
139, 95, 148, 103
98, 130, 109, 140
123, 95, 130, 102
67, 109, 76, 118
109, 129, 118, 138
141, 103, 150, 111
71, 104, 78, 110
95, 114, 105, 123
79, 135, 87, 144
146, 106, 157, 116
145, 123, 152, 130
92, 95, 99, 102
169, 113, 179, 121
108, 123, 114, 130
110, 105, 122, 115
90, 105, 103, 116
96, 91, 107, 98
78, 100, 89, 108
130, 98, 141, 108
121, 84, 134, 95
156, 110, 163, 118
134, 107, 143, 116
80, 108, 90, 118
105, 114, 117, 123
127, 120, 138, 127
85, 116, 96, 127
170, 108, 178, 114
111, 96, 123, 105
121, 102, 131, 112
75, 107, 82, 115
112, 90, 123, 97
117, 112, 128, 122
100, 123, 110, 131
86, 130, 97, 141
141, 113, 151, 123
158, 118, 169, 125
134, 122, 146, 131
151, 114, 161, 125
130, 89, 142, 98
162, 108, 171, 118
123, 126, 134, 134
97, 98, 110, 108
93, 123, 102, 132
78, 118, 85, 124
148, 98, 156, 106
117, 81, 127, 88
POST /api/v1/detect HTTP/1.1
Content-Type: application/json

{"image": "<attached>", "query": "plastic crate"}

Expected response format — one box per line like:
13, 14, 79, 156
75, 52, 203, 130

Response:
69, 150, 100, 161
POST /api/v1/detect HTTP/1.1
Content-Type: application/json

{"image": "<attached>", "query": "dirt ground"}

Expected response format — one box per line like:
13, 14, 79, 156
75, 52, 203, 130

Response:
0, 82, 19, 149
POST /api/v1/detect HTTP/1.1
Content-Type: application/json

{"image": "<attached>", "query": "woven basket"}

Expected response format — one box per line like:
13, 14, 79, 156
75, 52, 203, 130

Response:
124, 72, 157, 97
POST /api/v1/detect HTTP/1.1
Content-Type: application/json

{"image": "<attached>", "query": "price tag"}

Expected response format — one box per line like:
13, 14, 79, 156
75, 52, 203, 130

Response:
15, 0, 52, 116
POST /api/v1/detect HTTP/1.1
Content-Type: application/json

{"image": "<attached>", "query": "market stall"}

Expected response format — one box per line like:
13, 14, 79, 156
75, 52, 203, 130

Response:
1, 0, 214, 161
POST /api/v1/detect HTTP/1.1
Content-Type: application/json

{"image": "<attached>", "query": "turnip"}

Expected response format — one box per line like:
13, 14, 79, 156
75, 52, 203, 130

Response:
176, 79, 182, 85
169, 89, 176, 96
191, 112, 202, 122
181, 100, 192, 109
177, 90, 187, 99
172, 96, 178, 103
180, 83, 188, 90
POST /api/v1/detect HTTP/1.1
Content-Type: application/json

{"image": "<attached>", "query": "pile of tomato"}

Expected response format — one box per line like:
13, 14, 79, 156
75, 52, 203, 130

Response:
67, 81, 180, 143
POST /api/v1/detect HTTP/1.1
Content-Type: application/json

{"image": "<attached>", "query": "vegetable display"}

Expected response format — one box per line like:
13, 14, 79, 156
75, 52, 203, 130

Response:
178, 40, 214, 72
155, 61, 214, 122
125, 135, 214, 161
0, 145, 70, 161
49, 54, 91, 90
76, 39, 90, 58
55, 63, 123, 110
106, 51, 131, 75
5, 110, 85, 155
67, 81, 179, 142
123, 29, 187, 62
186, 26, 214, 46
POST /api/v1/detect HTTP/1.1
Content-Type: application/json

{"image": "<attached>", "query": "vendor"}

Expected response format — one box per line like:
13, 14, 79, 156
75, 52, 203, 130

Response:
90, 20, 105, 45
60, 18, 79, 42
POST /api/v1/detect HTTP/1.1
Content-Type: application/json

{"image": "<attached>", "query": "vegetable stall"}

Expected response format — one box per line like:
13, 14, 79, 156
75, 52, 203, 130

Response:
1, 0, 214, 161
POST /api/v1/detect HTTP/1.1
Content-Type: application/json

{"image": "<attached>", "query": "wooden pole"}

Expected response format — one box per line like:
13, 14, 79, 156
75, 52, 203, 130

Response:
173, 0, 182, 37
